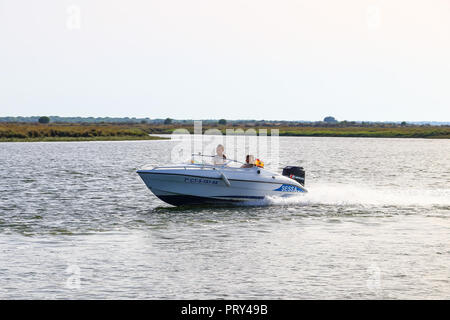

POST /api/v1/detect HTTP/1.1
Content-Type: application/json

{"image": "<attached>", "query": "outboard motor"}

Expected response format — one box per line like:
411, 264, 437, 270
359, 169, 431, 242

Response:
282, 166, 305, 186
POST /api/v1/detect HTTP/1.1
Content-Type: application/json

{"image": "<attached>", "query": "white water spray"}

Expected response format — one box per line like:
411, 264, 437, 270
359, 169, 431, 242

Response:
243, 184, 450, 207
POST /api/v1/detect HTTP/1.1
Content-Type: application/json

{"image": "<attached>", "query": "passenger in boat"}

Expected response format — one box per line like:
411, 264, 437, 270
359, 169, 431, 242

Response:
213, 144, 227, 165
241, 154, 255, 168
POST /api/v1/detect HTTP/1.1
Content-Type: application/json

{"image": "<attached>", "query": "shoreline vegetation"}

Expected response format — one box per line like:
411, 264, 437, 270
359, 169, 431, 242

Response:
152, 125, 450, 138
1, 122, 449, 142
0, 123, 168, 142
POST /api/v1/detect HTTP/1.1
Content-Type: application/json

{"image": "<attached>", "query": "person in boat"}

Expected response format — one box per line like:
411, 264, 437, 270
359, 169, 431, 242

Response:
241, 154, 255, 168
213, 144, 227, 165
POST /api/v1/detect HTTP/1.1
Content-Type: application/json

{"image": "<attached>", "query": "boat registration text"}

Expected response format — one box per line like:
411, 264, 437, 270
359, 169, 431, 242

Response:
184, 177, 218, 185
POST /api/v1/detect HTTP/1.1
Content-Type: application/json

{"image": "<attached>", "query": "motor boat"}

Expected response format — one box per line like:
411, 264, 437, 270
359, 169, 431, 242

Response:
136, 154, 307, 206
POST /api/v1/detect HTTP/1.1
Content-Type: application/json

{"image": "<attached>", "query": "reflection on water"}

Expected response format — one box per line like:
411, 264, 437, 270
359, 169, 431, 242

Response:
0, 138, 449, 299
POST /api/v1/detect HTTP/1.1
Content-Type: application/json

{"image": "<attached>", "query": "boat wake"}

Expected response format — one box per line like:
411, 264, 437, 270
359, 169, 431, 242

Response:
239, 184, 450, 208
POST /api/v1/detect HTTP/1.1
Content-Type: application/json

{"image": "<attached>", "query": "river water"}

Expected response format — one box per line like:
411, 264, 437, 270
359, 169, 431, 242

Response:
0, 137, 449, 299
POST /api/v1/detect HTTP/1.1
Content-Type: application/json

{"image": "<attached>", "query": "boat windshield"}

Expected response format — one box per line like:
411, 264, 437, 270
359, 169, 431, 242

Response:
190, 154, 244, 168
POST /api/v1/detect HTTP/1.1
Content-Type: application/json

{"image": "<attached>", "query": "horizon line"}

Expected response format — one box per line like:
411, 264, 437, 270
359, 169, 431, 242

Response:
0, 115, 449, 124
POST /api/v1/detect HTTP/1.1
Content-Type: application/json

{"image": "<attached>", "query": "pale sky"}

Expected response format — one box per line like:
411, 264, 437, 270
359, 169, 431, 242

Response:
1, 0, 449, 121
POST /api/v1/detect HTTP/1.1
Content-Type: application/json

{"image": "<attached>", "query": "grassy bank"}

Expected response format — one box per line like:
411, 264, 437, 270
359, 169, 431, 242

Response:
144, 124, 450, 139
0, 123, 167, 142
1, 122, 449, 141
276, 126, 450, 138
0, 136, 166, 142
